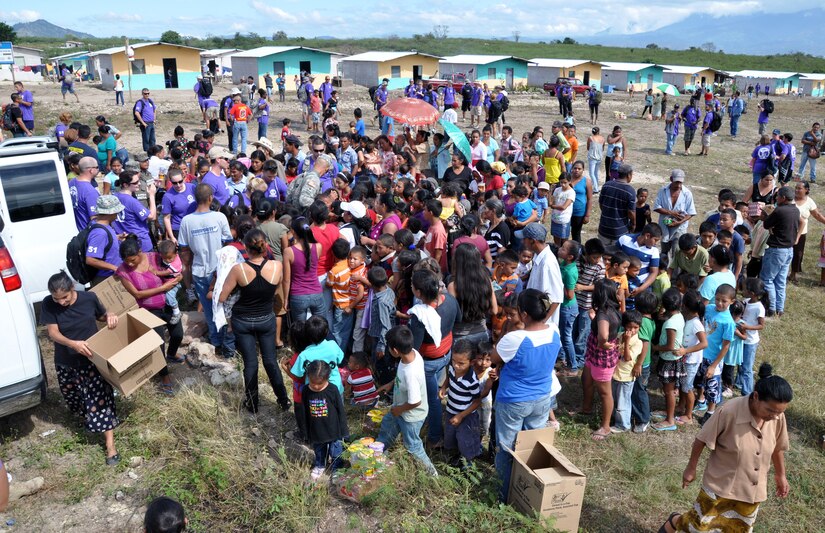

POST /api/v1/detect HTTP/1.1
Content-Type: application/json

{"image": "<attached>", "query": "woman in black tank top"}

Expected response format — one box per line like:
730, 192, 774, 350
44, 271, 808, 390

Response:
220, 229, 290, 413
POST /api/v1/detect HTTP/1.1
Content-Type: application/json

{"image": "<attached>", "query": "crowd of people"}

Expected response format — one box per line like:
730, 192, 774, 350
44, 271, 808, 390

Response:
3, 74, 813, 532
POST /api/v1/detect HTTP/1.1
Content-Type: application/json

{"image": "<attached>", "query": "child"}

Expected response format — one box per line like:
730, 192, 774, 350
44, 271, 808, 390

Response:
695, 284, 736, 426
570, 238, 606, 377
372, 233, 397, 279
721, 300, 746, 399
144, 496, 187, 533
698, 220, 718, 251
153, 240, 184, 325
609, 146, 622, 180
510, 185, 538, 237
651, 288, 685, 431
474, 341, 495, 440
309, 90, 322, 132
674, 290, 707, 425
280, 118, 292, 152
423, 199, 448, 272
289, 316, 345, 395
535, 182, 551, 224
345, 351, 379, 407
517, 249, 534, 282
736, 278, 766, 396
348, 246, 369, 353
375, 325, 438, 476
367, 266, 397, 387
550, 174, 576, 246
282, 320, 310, 442
611, 310, 642, 433
634, 188, 652, 233
630, 291, 658, 433
438, 339, 483, 466
303, 360, 349, 481
500, 291, 524, 337
327, 238, 354, 349
493, 249, 520, 294
491, 290, 508, 343
558, 240, 580, 373
625, 256, 642, 310
674, 271, 699, 294
606, 251, 630, 313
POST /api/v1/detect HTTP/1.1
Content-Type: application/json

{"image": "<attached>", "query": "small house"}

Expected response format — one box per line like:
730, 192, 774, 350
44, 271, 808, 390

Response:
340, 51, 442, 90
440, 55, 533, 90
661, 65, 728, 91
89, 41, 203, 91
0, 46, 44, 82
230, 46, 342, 87
528, 58, 604, 89
601, 62, 667, 92
731, 70, 803, 95
799, 73, 825, 97
200, 48, 241, 79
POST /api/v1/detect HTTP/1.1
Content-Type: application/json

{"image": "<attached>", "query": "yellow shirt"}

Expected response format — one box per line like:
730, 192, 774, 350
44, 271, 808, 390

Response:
543, 150, 563, 184
613, 333, 642, 382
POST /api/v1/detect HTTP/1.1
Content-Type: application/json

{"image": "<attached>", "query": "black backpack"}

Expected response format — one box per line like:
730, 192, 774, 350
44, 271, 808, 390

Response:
1, 105, 15, 131
709, 112, 722, 132
219, 95, 233, 121
499, 94, 510, 112
368, 85, 378, 103
66, 224, 113, 285
198, 78, 213, 97
132, 98, 154, 125
763, 99, 774, 114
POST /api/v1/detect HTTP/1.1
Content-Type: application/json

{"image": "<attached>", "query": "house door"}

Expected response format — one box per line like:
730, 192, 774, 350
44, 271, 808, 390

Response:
583, 71, 590, 86
413, 65, 422, 83
162, 58, 178, 89
646, 74, 654, 90
272, 61, 285, 76
299, 61, 311, 76
506, 68, 514, 89
787, 80, 794, 92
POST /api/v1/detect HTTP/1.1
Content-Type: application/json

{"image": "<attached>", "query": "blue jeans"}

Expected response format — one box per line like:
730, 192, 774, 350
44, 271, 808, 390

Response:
193, 274, 235, 352
258, 121, 268, 140
752, 171, 763, 185
665, 133, 677, 154
760, 247, 793, 312
289, 292, 326, 324
798, 150, 817, 181
232, 121, 248, 154
423, 353, 450, 444
495, 393, 553, 502
140, 122, 155, 152
332, 307, 355, 352
588, 159, 600, 192
115, 147, 129, 165
737, 343, 758, 395
559, 303, 579, 369
612, 380, 634, 430
313, 440, 344, 470
730, 114, 740, 136
232, 313, 288, 409
115, 91, 124, 106
377, 413, 436, 475
631, 365, 651, 426
164, 282, 181, 310
573, 308, 591, 368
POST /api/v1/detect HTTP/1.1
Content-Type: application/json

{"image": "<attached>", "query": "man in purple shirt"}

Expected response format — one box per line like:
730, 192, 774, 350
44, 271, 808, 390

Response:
262, 159, 287, 201
757, 99, 771, 135
162, 178, 196, 241
319, 76, 334, 105
69, 157, 101, 231
60, 67, 79, 103
301, 76, 315, 124
298, 139, 339, 191
202, 146, 232, 205
443, 84, 456, 111
374, 79, 389, 129
194, 77, 207, 124
13, 82, 34, 132
405, 79, 416, 98
85, 195, 124, 285
680, 99, 700, 156
134, 88, 156, 151
470, 85, 483, 128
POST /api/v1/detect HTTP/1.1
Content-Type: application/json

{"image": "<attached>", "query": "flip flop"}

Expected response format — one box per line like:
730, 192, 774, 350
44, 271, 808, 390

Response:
591, 430, 611, 441
675, 416, 693, 426
167, 355, 186, 364
658, 512, 680, 533
159, 384, 175, 396
652, 422, 678, 431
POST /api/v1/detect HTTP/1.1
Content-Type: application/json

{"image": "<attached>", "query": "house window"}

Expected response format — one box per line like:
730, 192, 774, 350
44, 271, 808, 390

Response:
391, 66, 401, 78
488, 67, 496, 78
131, 59, 146, 75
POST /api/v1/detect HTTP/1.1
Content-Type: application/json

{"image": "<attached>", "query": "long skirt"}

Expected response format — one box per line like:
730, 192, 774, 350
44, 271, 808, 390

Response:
56, 362, 119, 433
676, 486, 760, 532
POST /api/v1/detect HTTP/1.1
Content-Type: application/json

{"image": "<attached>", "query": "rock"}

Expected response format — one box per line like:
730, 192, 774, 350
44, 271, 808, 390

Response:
8, 477, 44, 502
188, 340, 215, 360
129, 456, 144, 468
179, 376, 199, 388
127, 470, 139, 480
209, 369, 226, 387
181, 311, 207, 340
225, 370, 242, 386
115, 490, 125, 501
180, 335, 195, 346
39, 429, 56, 438
251, 427, 262, 437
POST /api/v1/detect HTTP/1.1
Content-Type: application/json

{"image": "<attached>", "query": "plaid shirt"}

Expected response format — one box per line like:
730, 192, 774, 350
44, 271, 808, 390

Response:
575, 259, 605, 310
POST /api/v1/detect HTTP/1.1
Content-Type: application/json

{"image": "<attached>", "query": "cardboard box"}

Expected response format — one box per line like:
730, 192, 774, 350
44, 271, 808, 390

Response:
506, 428, 587, 532
88, 277, 167, 396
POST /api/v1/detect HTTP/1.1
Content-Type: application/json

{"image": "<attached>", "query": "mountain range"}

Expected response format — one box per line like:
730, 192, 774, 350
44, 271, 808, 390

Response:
12, 19, 95, 40
579, 9, 824, 56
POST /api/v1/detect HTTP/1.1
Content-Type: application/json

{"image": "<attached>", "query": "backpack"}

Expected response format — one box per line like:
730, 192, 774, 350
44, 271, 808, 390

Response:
66, 224, 113, 285
709, 112, 722, 132
219, 95, 233, 121
763, 99, 774, 114
297, 83, 308, 103
594, 90, 603, 104
1, 105, 15, 131
198, 78, 213, 97
368, 85, 378, 103
132, 98, 154, 125
499, 95, 510, 112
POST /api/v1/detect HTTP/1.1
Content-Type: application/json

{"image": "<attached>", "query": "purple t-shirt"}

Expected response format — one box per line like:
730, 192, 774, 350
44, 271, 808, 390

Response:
681, 106, 700, 129
55, 123, 67, 141
752, 145, 772, 174
161, 183, 196, 230
758, 110, 769, 124
201, 171, 229, 205
86, 224, 122, 277
256, 98, 269, 124
69, 179, 99, 231
471, 87, 482, 106
320, 82, 333, 103
113, 192, 152, 252
135, 98, 155, 122
265, 177, 287, 201
18, 91, 33, 121
443, 86, 455, 105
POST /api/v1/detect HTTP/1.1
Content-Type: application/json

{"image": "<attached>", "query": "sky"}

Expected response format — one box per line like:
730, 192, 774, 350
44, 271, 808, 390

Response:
1, 1, 823, 39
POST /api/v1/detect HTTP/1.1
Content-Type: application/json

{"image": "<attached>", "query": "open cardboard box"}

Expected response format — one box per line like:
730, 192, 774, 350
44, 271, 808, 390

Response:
506, 427, 587, 532
88, 277, 167, 396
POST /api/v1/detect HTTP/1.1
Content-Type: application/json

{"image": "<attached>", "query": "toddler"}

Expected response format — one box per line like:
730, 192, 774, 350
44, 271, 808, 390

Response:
736, 278, 766, 396
516, 249, 534, 282
144, 496, 187, 533
347, 247, 369, 352
535, 182, 550, 224
154, 240, 183, 324
721, 300, 746, 399
303, 360, 349, 481
611, 310, 642, 433
695, 284, 736, 426
474, 341, 495, 440
651, 288, 685, 431
634, 188, 652, 233
625, 256, 642, 310
327, 238, 355, 349
674, 290, 707, 425
500, 291, 524, 338
493, 249, 520, 294
550, 173, 575, 246
345, 351, 379, 407
606, 251, 630, 313
439, 339, 482, 466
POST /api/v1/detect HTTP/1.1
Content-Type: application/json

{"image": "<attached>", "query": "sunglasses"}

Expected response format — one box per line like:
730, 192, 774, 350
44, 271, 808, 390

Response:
142, 92, 150, 95
171, 180, 184, 185
130, 181, 140, 185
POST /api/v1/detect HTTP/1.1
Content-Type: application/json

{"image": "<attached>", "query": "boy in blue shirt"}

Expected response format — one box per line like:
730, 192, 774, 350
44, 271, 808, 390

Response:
534, 182, 550, 223
695, 284, 736, 426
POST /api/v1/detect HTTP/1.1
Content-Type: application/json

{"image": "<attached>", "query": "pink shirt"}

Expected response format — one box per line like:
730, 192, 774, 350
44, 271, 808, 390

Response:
116, 252, 166, 310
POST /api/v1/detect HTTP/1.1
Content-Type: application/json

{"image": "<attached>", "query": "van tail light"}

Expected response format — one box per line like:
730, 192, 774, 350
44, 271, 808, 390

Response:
0, 245, 22, 292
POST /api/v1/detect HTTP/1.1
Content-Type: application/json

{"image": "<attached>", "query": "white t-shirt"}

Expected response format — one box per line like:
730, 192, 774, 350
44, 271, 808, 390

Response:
551, 187, 576, 225
742, 299, 765, 345
442, 108, 458, 124
526, 246, 563, 326
394, 349, 428, 423
682, 316, 705, 365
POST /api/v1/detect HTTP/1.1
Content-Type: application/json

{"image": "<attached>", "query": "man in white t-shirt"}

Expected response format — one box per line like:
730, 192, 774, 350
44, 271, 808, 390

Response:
517, 223, 563, 325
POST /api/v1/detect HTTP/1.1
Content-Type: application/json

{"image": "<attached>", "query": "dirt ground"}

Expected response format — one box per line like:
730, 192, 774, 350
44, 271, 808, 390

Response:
1, 79, 824, 532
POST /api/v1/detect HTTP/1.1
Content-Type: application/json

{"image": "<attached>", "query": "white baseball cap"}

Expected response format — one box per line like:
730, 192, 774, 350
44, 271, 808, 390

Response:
340, 201, 367, 219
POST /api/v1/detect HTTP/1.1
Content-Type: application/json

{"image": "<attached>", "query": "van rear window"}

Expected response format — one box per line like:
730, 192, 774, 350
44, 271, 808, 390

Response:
0, 160, 66, 222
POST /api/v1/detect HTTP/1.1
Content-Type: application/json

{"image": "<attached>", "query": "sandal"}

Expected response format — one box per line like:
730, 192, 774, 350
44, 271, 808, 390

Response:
159, 383, 175, 396
105, 453, 121, 466
658, 512, 680, 533
652, 422, 678, 431
591, 429, 611, 441
167, 354, 186, 364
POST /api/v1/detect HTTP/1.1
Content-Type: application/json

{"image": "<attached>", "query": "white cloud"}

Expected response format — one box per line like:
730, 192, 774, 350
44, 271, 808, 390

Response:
98, 12, 143, 22
1, 10, 41, 23
249, 1, 298, 24
231, 22, 246, 31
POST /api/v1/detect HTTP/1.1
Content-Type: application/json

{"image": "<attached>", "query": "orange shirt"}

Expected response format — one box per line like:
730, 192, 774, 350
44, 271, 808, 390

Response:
327, 260, 352, 309
564, 134, 579, 163
229, 103, 252, 122
349, 264, 368, 310
609, 273, 629, 292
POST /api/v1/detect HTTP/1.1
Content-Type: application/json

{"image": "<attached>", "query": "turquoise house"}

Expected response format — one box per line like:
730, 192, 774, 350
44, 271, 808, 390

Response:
601, 62, 667, 92
230, 46, 343, 87
732, 70, 803, 95
439, 55, 533, 89
89, 42, 203, 91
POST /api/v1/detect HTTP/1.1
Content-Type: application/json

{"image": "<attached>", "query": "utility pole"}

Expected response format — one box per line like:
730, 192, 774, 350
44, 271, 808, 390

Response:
125, 37, 132, 102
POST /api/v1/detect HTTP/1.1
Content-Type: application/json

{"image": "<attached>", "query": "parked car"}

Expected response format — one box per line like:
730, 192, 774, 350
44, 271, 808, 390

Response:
0, 137, 77, 309
544, 77, 590, 96
428, 73, 481, 93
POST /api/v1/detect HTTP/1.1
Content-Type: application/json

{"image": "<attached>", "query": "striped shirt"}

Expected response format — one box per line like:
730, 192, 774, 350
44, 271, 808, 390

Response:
348, 264, 367, 310
445, 365, 481, 415
618, 233, 660, 282
347, 368, 378, 405
597, 180, 636, 240
327, 260, 351, 309
575, 259, 605, 311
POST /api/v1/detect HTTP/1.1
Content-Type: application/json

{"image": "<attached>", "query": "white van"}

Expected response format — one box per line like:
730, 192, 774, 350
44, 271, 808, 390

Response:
0, 137, 78, 308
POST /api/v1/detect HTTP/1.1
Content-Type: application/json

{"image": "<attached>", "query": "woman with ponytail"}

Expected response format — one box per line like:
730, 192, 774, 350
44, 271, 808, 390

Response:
283, 216, 325, 325
491, 288, 561, 502
661, 362, 792, 533
220, 228, 290, 413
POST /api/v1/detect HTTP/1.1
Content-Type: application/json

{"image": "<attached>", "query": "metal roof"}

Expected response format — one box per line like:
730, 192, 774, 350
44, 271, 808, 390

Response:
342, 51, 443, 62
232, 46, 341, 58
441, 54, 533, 65
801, 73, 825, 81
90, 42, 204, 57
200, 48, 242, 57
602, 62, 664, 71
731, 69, 801, 79
529, 58, 604, 68
49, 51, 90, 61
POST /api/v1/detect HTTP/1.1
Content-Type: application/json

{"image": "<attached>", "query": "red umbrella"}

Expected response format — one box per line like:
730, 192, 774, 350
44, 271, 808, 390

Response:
380, 97, 441, 126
